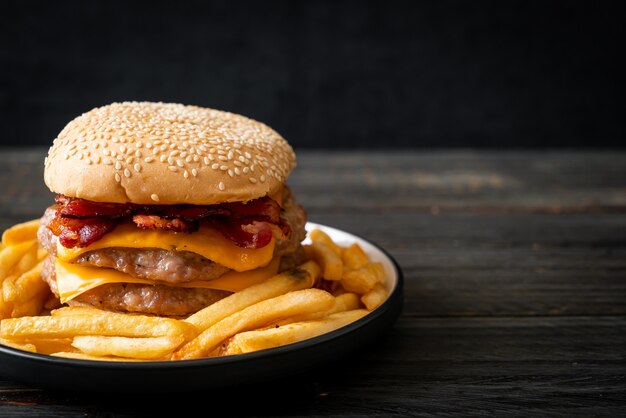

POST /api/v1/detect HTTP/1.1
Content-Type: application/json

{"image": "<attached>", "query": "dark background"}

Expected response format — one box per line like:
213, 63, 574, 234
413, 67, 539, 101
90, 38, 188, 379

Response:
0, 0, 623, 149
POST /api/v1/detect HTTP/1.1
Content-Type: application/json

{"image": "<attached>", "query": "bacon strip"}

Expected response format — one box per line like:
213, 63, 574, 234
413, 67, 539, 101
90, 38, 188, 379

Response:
49, 195, 289, 249
48, 216, 117, 248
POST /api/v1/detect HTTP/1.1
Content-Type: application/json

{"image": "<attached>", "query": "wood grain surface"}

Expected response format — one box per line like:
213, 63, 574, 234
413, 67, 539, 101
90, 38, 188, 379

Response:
1, 149, 625, 417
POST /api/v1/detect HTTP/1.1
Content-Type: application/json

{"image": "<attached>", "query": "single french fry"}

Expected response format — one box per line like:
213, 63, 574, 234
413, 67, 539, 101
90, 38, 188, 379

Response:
1, 219, 39, 246
185, 261, 321, 331
361, 283, 387, 310
173, 288, 335, 360
0, 337, 37, 352
224, 309, 369, 355
341, 262, 385, 294
0, 241, 37, 279
342, 243, 370, 270
72, 335, 185, 360
51, 352, 149, 362
0, 312, 197, 340
309, 229, 342, 256
304, 243, 343, 280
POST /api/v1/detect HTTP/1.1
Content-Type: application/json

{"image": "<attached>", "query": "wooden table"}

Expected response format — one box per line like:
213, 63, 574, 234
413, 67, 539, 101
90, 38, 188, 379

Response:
1, 149, 625, 416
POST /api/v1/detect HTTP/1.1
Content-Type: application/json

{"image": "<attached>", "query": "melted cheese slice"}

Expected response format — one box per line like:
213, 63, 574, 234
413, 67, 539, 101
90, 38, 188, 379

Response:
55, 257, 281, 303
56, 223, 276, 272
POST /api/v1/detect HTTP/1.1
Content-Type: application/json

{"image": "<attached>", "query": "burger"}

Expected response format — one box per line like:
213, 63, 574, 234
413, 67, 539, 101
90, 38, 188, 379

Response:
37, 102, 306, 317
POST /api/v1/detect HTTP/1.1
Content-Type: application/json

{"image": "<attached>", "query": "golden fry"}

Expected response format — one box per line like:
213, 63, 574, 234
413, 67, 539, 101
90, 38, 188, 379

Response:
173, 288, 335, 360
341, 262, 384, 294
304, 243, 343, 280
185, 261, 321, 331
224, 309, 369, 355
0, 312, 197, 340
309, 229, 342, 256
1, 219, 39, 246
361, 283, 387, 310
72, 335, 184, 360
342, 243, 370, 270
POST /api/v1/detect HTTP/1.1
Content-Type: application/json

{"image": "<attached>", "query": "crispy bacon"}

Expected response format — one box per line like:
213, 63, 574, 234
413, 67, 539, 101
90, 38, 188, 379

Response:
132, 215, 198, 233
48, 216, 117, 248
49, 195, 288, 249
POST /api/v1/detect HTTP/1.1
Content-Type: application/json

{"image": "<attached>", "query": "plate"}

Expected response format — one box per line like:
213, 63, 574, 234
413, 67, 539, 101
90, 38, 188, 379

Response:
0, 222, 403, 393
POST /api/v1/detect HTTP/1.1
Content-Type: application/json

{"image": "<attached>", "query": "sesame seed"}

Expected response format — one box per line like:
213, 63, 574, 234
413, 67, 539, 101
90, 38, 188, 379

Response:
151, 194, 160, 202
234, 167, 241, 175
124, 168, 131, 178
160, 155, 167, 162
228, 169, 234, 177
211, 163, 219, 170
249, 177, 257, 184
176, 159, 184, 167
183, 170, 189, 178
218, 155, 228, 161
220, 165, 228, 171
191, 168, 198, 177
218, 182, 225, 191
103, 149, 110, 156
115, 161, 122, 170
168, 166, 178, 172
260, 175, 266, 183
144, 157, 155, 163
115, 173, 121, 182
134, 163, 141, 172
103, 158, 112, 165
135, 150, 142, 158
203, 157, 210, 165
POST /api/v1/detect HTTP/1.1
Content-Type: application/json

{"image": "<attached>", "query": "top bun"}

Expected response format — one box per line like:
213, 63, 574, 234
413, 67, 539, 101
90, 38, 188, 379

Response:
44, 102, 296, 205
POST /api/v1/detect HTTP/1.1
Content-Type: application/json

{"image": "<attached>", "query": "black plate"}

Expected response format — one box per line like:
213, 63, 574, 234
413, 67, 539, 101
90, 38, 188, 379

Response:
0, 222, 403, 393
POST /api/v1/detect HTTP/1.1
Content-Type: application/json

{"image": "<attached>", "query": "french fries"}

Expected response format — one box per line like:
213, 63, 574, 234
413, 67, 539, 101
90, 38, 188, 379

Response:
0, 220, 50, 320
173, 288, 335, 360
0, 222, 391, 361
0, 311, 197, 340
222, 309, 369, 355
72, 335, 185, 360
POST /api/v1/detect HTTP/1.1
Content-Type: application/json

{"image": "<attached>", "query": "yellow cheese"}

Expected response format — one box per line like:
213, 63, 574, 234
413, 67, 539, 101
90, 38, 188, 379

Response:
55, 257, 281, 303
56, 223, 275, 272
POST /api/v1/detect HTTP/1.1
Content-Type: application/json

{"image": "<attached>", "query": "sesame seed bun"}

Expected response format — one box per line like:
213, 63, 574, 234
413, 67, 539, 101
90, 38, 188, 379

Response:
44, 102, 296, 205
